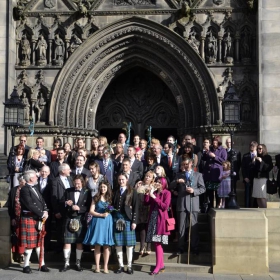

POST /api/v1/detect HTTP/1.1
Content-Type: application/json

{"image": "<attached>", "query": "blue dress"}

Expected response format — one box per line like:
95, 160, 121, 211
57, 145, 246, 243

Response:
83, 201, 115, 246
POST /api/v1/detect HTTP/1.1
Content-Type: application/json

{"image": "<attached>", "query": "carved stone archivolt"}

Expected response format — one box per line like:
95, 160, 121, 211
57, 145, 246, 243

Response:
49, 17, 218, 133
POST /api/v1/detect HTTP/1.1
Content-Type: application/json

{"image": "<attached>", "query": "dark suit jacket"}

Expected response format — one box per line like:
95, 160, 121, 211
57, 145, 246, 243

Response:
49, 160, 68, 181
171, 171, 205, 212
161, 155, 180, 182
226, 148, 241, 180
70, 167, 91, 180
38, 177, 52, 211
51, 176, 74, 214
113, 189, 138, 223
241, 152, 256, 183
95, 158, 115, 188
20, 183, 48, 219
131, 159, 144, 179
60, 187, 91, 219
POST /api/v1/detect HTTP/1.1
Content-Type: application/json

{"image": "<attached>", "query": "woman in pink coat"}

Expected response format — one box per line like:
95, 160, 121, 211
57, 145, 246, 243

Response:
144, 177, 171, 275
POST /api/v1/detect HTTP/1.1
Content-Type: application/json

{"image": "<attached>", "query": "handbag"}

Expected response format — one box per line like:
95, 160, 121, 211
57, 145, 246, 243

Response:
166, 206, 176, 231
116, 218, 126, 232
69, 219, 80, 232
267, 174, 278, 195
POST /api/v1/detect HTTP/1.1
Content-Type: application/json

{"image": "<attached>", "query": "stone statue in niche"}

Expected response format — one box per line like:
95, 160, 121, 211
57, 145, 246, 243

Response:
68, 34, 82, 55
187, 31, 200, 53
20, 34, 31, 66
34, 93, 46, 123
35, 35, 48, 66
53, 34, 65, 66
21, 92, 30, 123
241, 29, 251, 64
206, 31, 217, 64
223, 32, 233, 64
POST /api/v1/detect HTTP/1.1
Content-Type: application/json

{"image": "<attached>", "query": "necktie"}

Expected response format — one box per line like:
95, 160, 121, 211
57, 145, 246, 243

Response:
168, 156, 172, 168
104, 160, 108, 172
120, 187, 124, 195
41, 178, 46, 191
77, 169, 81, 175
186, 172, 190, 180
65, 178, 70, 189
251, 153, 255, 159
75, 189, 81, 192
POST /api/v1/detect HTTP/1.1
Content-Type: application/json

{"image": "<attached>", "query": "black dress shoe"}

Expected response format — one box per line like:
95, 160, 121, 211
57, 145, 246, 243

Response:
39, 265, 50, 272
23, 266, 32, 274
149, 271, 159, 275
127, 267, 133, 274
75, 264, 83, 272
60, 264, 70, 272
115, 267, 124, 274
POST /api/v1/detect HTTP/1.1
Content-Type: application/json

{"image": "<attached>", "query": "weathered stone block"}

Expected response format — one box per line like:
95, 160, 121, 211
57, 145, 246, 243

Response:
262, 8, 280, 21
210, 209, 269, 274
262, 21, 280, 34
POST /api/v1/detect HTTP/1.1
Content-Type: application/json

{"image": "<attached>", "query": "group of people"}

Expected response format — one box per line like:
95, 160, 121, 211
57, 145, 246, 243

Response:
6, 132, 276, 275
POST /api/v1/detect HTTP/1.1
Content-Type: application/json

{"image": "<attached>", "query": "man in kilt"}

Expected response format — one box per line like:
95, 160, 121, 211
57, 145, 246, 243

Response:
112, 173, 138, 274
59, 175, 91, 272
19, 170, 50, 274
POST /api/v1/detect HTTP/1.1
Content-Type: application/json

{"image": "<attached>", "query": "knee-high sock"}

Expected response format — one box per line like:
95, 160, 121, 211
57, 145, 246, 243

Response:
63, 248, 71, 265
116, 246, 124, 268
76, 249, 83, 264
126, 246, 134, 268
23, 248, 32, 268
154, 242, 163, 272
35, 247, 45, 266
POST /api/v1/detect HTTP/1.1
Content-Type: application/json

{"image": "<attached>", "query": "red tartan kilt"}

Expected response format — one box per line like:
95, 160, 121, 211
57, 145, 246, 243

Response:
19, 217, 41, 249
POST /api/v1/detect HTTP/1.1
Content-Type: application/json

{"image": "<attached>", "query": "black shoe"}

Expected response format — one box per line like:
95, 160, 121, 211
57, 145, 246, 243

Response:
39, 265, 50, 272
23, 266, 32, 274
75, 264, 83, 272
127, 267, 133, 274
60, 264, 70, 272
149, 271, 159, 275
115, 267, 124, 274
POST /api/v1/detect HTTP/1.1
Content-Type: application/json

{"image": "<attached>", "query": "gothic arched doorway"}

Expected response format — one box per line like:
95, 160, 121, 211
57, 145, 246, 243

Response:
96, 67, 179, 142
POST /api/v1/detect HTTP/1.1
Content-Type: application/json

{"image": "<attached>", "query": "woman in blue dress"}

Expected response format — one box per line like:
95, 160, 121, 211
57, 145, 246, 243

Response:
83, 181, 114, 273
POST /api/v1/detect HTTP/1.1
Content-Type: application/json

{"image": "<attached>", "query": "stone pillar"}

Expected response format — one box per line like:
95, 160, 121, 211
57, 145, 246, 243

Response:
16, 40, 20, 65
65, 40, 69, 60
85, 136, 91, 151
200, 37, 205, 61
48, 40, 52, 66
0, 209, 11, 268
209, 209, 268, 274
32, 39, 36, 66
217, 37, 222, 63
259, 0, 280, 153
235, 32, 240, 63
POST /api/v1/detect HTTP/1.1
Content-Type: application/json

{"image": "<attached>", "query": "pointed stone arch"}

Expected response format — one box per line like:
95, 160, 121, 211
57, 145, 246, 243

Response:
50, 16, 219, 134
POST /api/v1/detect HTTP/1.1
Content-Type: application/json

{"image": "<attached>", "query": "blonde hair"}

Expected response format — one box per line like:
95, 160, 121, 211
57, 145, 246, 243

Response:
222, 160, 231, 171
156, 166, 166, 177
27, 148, 39, 160
98, 136, 108, 145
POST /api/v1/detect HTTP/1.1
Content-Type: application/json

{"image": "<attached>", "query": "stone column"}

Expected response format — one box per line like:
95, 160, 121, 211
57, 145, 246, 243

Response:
16, 40, 20, 65
48, 40, 52, 66
32, 39, 36, 66
200, 37, 205, 61
85, 136, 91, 150
217, 36, 222, 63
0, 209, 11, 268
235, 32, 240, 63
65, 39, 69, 60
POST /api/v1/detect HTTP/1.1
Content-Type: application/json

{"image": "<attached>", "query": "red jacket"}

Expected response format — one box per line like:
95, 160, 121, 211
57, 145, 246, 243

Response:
144, 189, 171, 235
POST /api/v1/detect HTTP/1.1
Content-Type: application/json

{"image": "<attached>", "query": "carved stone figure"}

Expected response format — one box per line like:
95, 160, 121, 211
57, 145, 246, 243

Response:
35, 35, 48, 66
223, 32, 233, 64
34, 93, 46, 123
53, 34, 65, 66
22, 92, 30, 122
79, 2, 87, 17
68, 34, 82, 55
187, 31, 200, 53
44, 0, 55, 8
206, 31, 217, 63
20, 34, 31, 66
213, 0, 224, 5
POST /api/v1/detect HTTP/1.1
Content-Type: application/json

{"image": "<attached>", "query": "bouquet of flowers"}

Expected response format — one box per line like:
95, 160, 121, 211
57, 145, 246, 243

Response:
105, 205, 117, 213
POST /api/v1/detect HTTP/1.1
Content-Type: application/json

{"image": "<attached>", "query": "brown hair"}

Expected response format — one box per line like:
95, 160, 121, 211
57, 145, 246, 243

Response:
212, 136, 222, 146
93, 180, 112, 204
73, 175, 86, 187
258, 144, 268, 156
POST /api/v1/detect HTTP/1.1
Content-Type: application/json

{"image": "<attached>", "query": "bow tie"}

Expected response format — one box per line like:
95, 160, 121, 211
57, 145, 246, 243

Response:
75, 189, 81, 193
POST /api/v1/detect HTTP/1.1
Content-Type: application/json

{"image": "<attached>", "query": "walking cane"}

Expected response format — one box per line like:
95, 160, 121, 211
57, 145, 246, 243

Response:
187, 193, 193, 265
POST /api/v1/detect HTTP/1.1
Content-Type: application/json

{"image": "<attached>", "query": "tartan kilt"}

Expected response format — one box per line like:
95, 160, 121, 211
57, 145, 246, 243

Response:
113, 212, 136, 247
19, 217, 41, 249
62, 216, 87, 244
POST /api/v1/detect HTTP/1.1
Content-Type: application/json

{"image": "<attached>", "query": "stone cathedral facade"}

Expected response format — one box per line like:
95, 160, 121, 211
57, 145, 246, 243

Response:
1, 0, 277, 155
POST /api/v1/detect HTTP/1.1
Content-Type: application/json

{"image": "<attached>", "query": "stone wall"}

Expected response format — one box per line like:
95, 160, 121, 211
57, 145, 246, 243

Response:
259, 1, 280, 153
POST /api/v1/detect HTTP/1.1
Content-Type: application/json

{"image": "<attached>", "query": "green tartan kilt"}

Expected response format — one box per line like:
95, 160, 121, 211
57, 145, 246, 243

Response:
113, 212, 136, 246
62, 216, 87, 244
